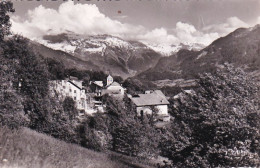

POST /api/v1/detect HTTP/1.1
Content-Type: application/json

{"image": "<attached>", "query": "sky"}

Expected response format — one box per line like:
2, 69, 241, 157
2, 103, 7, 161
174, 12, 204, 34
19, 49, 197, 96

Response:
11, 0, 260, 46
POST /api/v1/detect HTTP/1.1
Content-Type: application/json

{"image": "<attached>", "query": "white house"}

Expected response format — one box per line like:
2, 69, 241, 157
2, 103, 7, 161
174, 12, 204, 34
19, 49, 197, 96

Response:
130, 90, 170, 121
49, 77, 88, 112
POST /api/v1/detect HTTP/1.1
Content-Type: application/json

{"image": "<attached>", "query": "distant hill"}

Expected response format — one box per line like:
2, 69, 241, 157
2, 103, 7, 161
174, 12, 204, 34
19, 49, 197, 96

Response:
0, 127, 156, 168
137, 25, 260, 83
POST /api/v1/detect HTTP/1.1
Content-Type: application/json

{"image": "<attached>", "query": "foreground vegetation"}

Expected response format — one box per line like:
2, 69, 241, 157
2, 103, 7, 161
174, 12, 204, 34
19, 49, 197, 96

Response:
0, 127, 157, 168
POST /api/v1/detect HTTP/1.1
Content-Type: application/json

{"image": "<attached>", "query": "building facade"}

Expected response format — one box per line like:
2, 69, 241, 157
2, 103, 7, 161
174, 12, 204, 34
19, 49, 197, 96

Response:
49, 77, 88, 112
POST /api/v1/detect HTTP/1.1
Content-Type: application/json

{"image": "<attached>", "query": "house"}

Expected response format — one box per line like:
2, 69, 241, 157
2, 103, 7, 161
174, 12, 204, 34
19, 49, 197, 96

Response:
49, 76, 88, 113
89, 81, 103, 97
130, 90, 170, 122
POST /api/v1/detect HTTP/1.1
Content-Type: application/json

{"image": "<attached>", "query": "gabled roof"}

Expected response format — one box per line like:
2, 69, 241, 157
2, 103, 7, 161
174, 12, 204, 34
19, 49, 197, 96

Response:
107, 82, 121, 87
92, 81, 104, 87
107, 74, 113, 79
130, 90, 169, 106
68, 80, 82, 90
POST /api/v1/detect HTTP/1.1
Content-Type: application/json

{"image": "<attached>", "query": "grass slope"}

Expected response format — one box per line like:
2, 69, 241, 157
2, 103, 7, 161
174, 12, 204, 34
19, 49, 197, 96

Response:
0, 127, 156, 168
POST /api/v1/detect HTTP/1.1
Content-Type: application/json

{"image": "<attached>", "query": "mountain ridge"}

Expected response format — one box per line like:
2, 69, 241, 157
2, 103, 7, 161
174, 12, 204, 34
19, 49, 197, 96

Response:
136, 24, 260, 84
29, 24, 260, 83
30, 33, 205, 79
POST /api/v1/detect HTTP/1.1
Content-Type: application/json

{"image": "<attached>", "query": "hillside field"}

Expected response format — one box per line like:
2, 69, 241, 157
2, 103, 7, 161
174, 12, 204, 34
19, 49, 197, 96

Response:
0, 127, 157, 168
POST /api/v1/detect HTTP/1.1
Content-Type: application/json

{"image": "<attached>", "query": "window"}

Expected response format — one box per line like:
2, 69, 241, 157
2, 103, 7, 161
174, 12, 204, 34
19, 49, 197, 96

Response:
140, 110, 144, 118
74, 90, 76, 93
74, 97, 76, 100
69, 89, 72, 92
63, 86, 65, 89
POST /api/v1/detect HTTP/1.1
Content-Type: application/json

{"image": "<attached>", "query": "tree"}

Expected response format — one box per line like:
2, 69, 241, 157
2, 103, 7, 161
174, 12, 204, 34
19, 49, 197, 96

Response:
45, 58, 65, 80
2, 35, 50, 129
63, 97, 77, 121
102, 94, 161, 157
0, 53, 28, 128
0, 0, 14, 41
165, 64, 260, 167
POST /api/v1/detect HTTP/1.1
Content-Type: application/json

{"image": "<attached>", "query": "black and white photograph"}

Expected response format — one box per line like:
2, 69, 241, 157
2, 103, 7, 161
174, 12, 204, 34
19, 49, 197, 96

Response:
0, 0, 260, 167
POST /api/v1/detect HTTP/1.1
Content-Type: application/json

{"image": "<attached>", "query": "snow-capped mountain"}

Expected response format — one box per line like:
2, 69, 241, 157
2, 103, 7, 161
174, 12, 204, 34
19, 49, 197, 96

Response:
144, 43, 205, 56
35, 34, 135, 55
31, 33, 208, 78
143, 43, 182, 56
32, 33, 161, 78
35, 33, 205, 57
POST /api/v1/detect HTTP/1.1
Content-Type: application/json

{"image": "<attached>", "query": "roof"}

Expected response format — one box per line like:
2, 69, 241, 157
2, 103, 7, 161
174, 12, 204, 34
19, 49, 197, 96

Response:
69, 76, 78, 80
173, 90, 195, 99
68, 80, 82, 90
50, 79, 83, 90
92, 81, 104, 87
130, 90, 170, 106
107, 82, 121, 87
105, 82, 126, 89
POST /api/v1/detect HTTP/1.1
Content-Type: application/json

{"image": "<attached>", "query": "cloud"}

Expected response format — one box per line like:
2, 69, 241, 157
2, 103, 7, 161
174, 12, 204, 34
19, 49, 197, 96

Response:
136, 23, 219, 46
203, 17, 249, 35
10, 2, 258, 46
11, 1, 144, 39
136, 28, 178, 45
174, 22, 219, 45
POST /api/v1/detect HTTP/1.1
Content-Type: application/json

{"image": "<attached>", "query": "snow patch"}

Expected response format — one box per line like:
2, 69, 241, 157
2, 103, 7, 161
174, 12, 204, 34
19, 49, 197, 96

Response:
82, 46, 104, 53
145, 43, 182, 56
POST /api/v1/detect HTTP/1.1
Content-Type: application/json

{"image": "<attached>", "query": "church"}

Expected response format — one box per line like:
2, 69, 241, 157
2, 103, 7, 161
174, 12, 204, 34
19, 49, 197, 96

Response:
102, 75, 126, 99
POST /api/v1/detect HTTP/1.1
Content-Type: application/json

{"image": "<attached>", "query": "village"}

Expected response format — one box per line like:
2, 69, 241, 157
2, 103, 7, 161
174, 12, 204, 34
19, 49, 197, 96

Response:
49, 75, 171, 123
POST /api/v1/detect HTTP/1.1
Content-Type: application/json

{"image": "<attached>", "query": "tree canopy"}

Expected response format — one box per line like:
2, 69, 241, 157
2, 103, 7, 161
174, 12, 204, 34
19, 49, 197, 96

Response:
0, 0, 14, 41
163, 64, 260, 167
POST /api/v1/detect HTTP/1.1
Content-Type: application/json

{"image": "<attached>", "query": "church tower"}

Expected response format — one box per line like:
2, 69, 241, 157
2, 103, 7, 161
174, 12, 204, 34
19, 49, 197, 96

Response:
107, 75, 113, 86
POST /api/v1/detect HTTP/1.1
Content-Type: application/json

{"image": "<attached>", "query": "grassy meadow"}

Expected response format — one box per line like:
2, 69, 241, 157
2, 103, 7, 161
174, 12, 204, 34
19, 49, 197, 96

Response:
0, 127, 156, 168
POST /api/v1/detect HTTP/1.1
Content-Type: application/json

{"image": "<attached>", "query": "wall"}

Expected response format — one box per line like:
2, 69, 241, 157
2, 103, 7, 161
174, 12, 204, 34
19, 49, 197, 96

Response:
155, 105, 168, 115
136, 105, 168, 116
136, 106, 153, 116
103, 85, 125, 95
